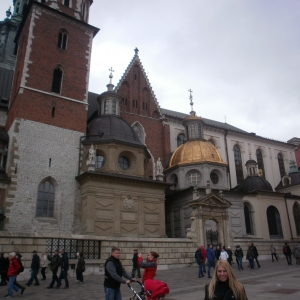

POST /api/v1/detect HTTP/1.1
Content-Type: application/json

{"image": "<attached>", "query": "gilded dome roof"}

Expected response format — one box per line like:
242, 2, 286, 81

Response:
169, 140, 226, 168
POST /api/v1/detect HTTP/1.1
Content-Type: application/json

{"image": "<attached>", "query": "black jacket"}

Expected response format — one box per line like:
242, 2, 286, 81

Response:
104, 256, 124, 289
48, 254, 61, 272
61, 252, 69, 271
76, 257, 85, 273
31, 254, 40, 271
132, 253, 138, 268
204, 281, 247, 300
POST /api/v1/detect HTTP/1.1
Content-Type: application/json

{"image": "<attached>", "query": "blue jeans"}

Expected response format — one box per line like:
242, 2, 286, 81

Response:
238, 257, 243, 270
8, 276, 19, 296
27, 269, 39, 285
198, 262, 204, 277
207, 261, 215, 277
104, 286, 122, 300
249, 259, 254, 269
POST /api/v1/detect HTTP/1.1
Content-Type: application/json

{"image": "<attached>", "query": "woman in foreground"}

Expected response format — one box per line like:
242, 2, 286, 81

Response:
204, 260, 248, 300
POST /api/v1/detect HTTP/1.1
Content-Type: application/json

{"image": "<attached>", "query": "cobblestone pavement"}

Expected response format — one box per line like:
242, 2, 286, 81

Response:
1, 258, 299, 299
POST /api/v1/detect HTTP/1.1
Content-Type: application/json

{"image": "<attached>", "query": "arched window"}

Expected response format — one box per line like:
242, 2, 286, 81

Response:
267, 206, 283, 238
234, 145, 244, 184
244, 203, 254, 234
51, 67, 63, 94
57, 30, 68, 50
278, 154, 285, 178
132, 122, 146, 144
208, 139, 215, 146
293, 202, 300, 236
177, 133, 186, 147
190, 124, 195, 139
118, 156, 130, 170
36, 180, 55, 217
256, 149, 265, 179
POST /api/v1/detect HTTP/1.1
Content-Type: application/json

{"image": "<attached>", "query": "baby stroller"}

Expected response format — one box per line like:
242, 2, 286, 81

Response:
128, 279, 170, 300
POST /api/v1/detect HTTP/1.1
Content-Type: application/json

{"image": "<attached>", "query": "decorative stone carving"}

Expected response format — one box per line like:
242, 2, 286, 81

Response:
123, 195, 135, 210
156, 157, 164, 175
206, 180, 211, 194
86, 144, 96, 171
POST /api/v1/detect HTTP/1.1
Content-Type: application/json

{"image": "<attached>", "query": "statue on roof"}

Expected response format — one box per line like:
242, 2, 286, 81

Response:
156, 157, 163, 175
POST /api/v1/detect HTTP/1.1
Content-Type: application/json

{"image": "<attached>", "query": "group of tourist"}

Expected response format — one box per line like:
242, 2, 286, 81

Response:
0, 248, 85, 298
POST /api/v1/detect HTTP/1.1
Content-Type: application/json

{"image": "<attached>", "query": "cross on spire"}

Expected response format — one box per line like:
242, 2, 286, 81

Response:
134, 47, 139, 55
188, 89, 194, 111
108, 67, 114, 84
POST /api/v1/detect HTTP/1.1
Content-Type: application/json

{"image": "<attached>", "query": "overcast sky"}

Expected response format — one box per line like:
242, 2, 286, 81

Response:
4, 0, 300, 142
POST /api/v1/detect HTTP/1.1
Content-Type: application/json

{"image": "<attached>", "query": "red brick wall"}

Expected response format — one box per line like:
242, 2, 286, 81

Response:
7, 4, 92, 133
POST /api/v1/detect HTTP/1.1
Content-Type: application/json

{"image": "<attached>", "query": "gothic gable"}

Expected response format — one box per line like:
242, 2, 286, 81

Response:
190, 193, 232, 209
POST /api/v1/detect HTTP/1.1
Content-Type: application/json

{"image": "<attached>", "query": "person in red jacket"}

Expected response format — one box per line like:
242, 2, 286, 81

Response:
201, 246, 207, 274
6, 252, 21, 298
138, 251, 159, 283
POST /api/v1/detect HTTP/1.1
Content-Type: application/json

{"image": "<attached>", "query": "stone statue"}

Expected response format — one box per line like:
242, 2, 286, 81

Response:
206, 180, 211, 195
156, 157, 163, 175
87, 144, 96, 165
187, 209, 198, 239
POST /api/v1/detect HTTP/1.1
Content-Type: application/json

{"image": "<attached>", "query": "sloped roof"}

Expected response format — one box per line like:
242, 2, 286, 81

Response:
114, 50, 162, 117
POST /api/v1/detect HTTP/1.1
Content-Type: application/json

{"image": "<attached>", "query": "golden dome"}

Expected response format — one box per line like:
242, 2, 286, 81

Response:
169, 140, 227, 168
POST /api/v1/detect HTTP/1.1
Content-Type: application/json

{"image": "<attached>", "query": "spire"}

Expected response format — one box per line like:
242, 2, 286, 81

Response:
107, 67, 114, 91
188, 89, 196, 116
134, 47, 139, 55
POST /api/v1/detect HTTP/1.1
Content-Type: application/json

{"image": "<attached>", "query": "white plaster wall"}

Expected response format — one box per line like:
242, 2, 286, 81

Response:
5, 119, 82, 233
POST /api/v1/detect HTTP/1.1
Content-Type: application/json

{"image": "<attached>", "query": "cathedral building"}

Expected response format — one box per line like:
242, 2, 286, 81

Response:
0, 0, 300, 273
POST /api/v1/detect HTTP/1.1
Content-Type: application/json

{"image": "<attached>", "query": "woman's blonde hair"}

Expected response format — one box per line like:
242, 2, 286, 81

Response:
207, 260, 247, 300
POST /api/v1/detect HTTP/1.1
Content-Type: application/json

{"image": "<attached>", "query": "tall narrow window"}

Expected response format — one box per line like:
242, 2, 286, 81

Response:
278, 153, 285, 178
36, 180, 55, 217
64, 0, 70, 6
177, 133, 186, 147
112, 100, 116, 114
293, 202, 300, 236
52, 107, 55, 118
51, 67, 62, 94
256, 149, 265, 179
104, 99, 109, 114
267, 206, 283, 238
57, 30, 68, 50
234, 145, 244, 184
244, 203, 253, 234
190, 124, 195, 139
198, 124, 202, 138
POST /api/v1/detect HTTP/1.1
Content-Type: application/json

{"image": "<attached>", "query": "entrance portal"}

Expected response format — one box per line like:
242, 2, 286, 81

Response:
205, 220, 218, 247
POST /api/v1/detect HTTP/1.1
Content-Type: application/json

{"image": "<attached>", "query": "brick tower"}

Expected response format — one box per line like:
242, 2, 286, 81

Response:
4, 0, 98, 233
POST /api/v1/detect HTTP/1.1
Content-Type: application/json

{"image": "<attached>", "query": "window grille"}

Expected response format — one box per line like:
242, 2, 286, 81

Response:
46, 239, 101, 259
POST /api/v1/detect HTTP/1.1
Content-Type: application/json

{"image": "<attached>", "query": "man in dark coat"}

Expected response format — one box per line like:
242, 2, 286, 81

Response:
131, 249, 141, 278
195, 246, 204, 278
104, 246, 134, 299
283, 242, 292, 265
0, 252, 9, 286
25, 250, 40, 286
57, 249, 69, 288
251, 243, 261, 268
46, 249, 62, 289
215, 245, 221, 261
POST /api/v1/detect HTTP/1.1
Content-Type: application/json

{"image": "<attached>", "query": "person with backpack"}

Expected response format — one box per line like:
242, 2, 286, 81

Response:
234, 245, 244, 270
195, 246, 204, 278
25, 250, 40, 287
246, 245, 255, 269
6, 252, 21, 298
13, 248, 25, 295
283, 242, 292, 265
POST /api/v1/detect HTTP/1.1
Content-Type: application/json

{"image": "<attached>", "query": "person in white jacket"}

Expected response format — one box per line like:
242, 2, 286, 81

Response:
40, 252, 48, 280
219, 247, 229, 261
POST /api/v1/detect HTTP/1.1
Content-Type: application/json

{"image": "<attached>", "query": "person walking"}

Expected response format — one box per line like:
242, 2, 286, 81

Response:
204, 260, 248, 300
283, 242, 292, 265
201, 246, 207, 274
0, 253, 9, 286
195, 246, 204, 278
25, 250, 40, 287
75, 252, 85, 283
270, 244, 278, 262
226, 247, 233, 266
13, 248, 25, 294
40, 252, 48, 280
215, 246, 221, 261
294, 244, 300, 265
138, 251, 159, 283
104, 246, 134, 300
219, 247, 229, 261
57, 249, 69, 289
206, 244, 215, 279
131, 249, 141, 278
251, 243, 261, 268
6, 252, 21, 298
246, 246, 255, 269
234, 245, 244, 270
46, 249, 62, 289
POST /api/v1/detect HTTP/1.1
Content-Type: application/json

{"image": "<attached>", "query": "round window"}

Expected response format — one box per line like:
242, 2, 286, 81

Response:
188, 172, 200, 186
210, 172, 219, 184
118, 156, 130, 170
95, 155, 105, 169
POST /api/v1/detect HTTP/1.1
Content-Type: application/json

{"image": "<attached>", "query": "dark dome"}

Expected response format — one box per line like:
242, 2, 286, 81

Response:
235, 176, 273, 193
85, 115, 142, 145
246, 159, 257, 164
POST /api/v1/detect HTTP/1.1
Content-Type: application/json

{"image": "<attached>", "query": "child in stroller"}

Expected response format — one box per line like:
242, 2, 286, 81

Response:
128, 279, 169, 300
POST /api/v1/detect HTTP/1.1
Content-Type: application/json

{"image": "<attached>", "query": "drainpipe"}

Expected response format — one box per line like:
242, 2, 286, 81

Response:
224, 130, 232, 189
284, 193, 294, 240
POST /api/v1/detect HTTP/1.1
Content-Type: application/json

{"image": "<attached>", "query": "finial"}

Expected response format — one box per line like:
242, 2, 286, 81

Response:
6, 6, 12, 18
108, 67, 114, 84
134, 47, 139, 55
224, 115, 227, 123
188, 88, 193, 109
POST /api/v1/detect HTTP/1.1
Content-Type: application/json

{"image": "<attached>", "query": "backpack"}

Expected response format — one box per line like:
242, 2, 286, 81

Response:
17, 258, 24, 274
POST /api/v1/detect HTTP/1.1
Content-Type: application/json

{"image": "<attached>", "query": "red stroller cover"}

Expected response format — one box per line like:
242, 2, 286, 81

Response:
144, 279, 170, 299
